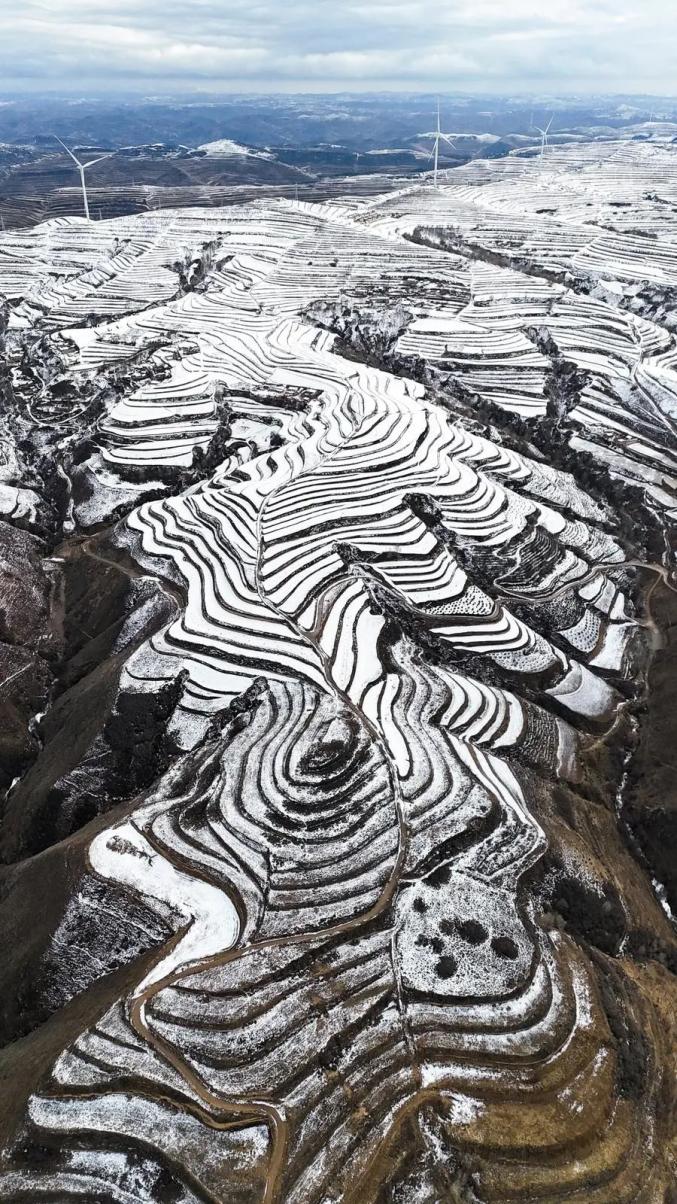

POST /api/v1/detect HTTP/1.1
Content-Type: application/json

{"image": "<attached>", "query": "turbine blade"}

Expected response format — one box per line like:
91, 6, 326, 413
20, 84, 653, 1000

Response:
82, 153, 114, 169
53, 135, 81, 167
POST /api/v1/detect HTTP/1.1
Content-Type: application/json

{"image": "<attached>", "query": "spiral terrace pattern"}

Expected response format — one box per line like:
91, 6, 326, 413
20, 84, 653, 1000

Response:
1, 142, 677, 1201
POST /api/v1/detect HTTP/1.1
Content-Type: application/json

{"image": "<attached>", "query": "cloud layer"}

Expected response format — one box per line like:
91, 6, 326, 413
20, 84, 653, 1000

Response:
0, 0, 674, 93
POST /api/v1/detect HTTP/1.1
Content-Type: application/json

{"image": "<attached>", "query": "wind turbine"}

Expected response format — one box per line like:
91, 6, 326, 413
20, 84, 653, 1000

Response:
429, 101, 457, 188
536, 117, 554, 162
53, 136, 116, 220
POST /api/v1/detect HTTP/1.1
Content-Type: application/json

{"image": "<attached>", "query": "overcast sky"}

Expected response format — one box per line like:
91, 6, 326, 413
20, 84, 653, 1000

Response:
0, 0, 675, 95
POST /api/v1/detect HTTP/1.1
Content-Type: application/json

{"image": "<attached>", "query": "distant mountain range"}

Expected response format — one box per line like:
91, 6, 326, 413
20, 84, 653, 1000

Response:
1, 91, 677, 148
2, 93, 677, 230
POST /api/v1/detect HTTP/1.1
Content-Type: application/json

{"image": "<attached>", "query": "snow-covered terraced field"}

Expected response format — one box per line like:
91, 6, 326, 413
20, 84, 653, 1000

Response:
1, 141, 676, 1203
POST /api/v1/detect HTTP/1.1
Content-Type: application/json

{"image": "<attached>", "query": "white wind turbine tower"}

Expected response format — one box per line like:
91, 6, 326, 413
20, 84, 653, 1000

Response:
53, 136, 116, 220
536, 117, 554, 163
429, 101, 457, 188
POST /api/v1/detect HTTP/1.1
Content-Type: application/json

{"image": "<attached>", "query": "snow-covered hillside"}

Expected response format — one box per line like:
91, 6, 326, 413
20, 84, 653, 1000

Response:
0, 138, 675, 1204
